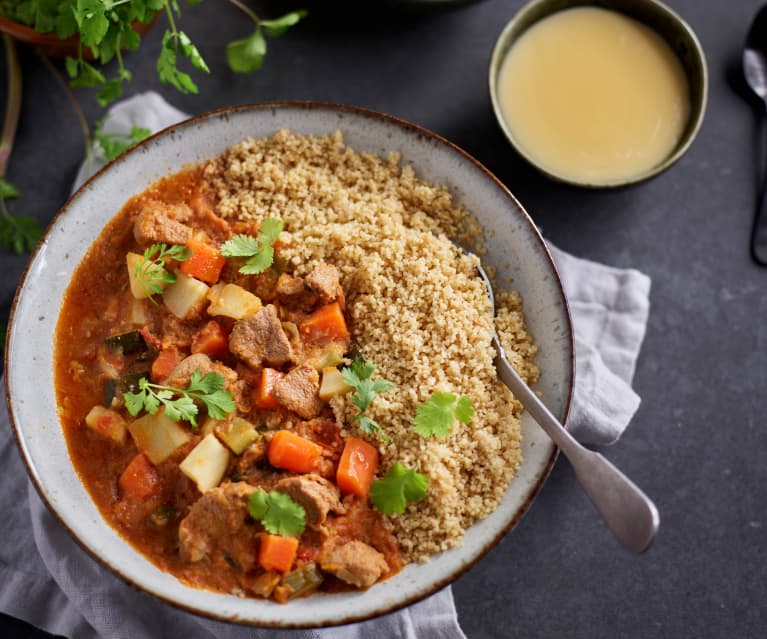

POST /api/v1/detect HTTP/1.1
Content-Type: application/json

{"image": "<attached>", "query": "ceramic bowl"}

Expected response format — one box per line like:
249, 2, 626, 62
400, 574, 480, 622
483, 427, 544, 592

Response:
489, 0, 708, 188
6, 102, 573, 627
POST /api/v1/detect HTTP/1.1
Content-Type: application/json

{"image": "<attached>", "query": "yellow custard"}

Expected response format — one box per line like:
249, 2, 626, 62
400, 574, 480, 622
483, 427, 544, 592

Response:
497, 7, 691, 185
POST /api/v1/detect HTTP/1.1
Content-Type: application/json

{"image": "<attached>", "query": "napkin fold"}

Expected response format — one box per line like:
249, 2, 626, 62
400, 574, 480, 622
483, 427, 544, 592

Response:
0, 92, 651, 639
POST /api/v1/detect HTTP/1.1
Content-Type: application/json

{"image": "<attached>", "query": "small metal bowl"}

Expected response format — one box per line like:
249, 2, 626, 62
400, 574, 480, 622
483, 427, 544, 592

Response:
488, 0, 708, 188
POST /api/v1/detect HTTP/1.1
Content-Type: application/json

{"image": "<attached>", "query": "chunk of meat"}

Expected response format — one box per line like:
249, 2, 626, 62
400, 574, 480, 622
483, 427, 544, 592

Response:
274, 364, 323, 419
275, 273, 318, 310
319, 540, 388, 588
305, 263, 343, 305
236, 439, 267, 473
178, 482, 256, 569
133, 201, 193, 246
273, 474, 342, 527
164, 352, 238, 389
229, 305, 293, 368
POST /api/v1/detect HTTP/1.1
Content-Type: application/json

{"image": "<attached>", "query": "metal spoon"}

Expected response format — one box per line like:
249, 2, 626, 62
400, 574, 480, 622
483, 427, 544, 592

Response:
474, 259, 659, 553
743, 4, 767, 265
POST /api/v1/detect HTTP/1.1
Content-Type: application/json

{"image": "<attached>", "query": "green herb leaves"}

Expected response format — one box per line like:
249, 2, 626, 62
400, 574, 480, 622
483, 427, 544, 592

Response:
220, 217, 283, 274
0, 178, 43, 254
124, 371, 235, 427
157, 28, 210, 95
413, 392, 474, 438
94, 119, 151, 162
370, 462, 429, 516
135, 242, 190, 299
227, 10, 307, 74
247, 488, 306, 537
341, 355, 394, 440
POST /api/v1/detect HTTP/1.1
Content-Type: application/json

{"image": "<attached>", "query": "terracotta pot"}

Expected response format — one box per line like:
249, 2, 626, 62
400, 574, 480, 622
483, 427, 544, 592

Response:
0, 15, 159, 58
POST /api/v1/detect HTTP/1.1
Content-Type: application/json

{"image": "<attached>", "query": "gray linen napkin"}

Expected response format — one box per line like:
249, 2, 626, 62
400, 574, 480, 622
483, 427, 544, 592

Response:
0, 92, 651, 639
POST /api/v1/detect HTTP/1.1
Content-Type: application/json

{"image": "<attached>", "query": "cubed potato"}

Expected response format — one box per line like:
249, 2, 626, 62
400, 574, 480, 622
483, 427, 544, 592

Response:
319, 367, 353, 400
215, 417, 260, 455
84, 405, 127, 444
179, 433, 231, 493
128, 407, 191, 464
127, 251, 172, 300
163, 271, 210, 319
207, 283, 262, 319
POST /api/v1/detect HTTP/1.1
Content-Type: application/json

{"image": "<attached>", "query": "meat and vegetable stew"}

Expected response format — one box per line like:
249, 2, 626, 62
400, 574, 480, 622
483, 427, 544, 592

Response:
55, 131, 539, 603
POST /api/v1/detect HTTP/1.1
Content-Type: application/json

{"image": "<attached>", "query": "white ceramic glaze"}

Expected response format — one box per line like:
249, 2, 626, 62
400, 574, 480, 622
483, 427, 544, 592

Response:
6, 103, 573, 627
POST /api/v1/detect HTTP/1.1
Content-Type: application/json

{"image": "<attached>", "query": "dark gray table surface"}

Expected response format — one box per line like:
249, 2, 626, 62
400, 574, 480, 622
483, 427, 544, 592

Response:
1, 0, 763, 637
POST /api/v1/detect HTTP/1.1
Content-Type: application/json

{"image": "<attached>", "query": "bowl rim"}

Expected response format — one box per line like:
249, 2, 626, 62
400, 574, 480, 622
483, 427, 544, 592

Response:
488, 0, 709, 189
4, 100, 574, 627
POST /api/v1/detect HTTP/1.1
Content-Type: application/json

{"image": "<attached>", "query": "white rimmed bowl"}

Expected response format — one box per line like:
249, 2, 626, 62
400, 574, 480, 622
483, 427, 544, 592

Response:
5, 102, 573, 627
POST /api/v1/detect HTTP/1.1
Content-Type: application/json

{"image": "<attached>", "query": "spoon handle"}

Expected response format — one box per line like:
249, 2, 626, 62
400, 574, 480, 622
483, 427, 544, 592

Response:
493, 348, 659, 553
753, 106, 767, 265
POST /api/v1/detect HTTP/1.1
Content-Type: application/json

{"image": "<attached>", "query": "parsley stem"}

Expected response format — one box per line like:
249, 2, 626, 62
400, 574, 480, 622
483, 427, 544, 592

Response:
164, 1, 180, 40
223, 0, 260, 25
0, 34, 21, 178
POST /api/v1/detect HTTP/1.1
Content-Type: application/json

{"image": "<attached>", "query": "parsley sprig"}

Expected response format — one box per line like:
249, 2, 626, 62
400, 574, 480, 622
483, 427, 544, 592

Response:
341, 355, 394, 440
247, 488, 306, 537
0, 178, 42, 254
1, 1, 306, 105
124, 371, 235, 427
370, 462, 429, 516
413, 392, 475, 438
220, 217, 284, 274
135, 242, 191, 300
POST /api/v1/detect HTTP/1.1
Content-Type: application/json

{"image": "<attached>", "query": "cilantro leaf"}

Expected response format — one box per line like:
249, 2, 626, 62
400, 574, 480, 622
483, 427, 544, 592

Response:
220, 217, 284, 274
157, 29, 200, 94
0, 180, 43, 255
227, 27, 266, 73
94, 116, 151, 161
123, 372, 235, 427
370, 462, 429, 516
134, 243, 191, 301
247, 488, 306, 537
260, 10, 308, 37
0, 178, 20, 199
340, 355, 394, 439
413, 392, 474, 438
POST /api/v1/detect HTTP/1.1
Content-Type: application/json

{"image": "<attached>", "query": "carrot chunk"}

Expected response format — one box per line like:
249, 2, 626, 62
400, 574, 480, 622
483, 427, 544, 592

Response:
253, 368, 284, 410
191, 320, 229, 359
258, 534, 299, 573
268, 430, 323, 474
151, 348, 184, 382
336, 437, 379, 497
179, 237, 226, 284
118, 453, 160, 501
299, 302, 350, 344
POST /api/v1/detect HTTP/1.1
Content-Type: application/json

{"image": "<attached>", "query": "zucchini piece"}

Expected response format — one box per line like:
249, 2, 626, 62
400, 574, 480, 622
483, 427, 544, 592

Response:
207, 283, 262, 319
319, 367, 352, 400
103, 371, 149, 407
128, 407, 191, 464
215, 417, 260, 455
163, 272, 210, 319
279, 562, 323, 599
179, 432, 231, 493
104, 330, 145, 353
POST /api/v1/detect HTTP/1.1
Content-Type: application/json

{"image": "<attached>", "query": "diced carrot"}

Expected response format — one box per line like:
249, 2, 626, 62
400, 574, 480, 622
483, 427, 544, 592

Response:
179, 237, 226, 284
253, 368, 284, 410
268, 430, 323, 474
299, 302, 350, 344
118, 453, 160, 501
191, 320, 229, 359
151, 348, 184, 382
258, 534, 299, 573
336, 437, 379, 498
